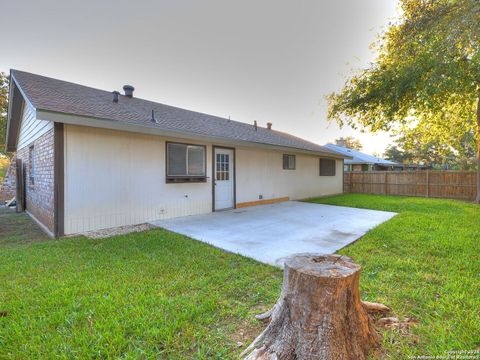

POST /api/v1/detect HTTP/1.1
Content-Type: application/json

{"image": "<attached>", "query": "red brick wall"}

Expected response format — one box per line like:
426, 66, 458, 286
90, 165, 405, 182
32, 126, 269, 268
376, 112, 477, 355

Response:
0, 159, 16, 202
16, 129, 55, 234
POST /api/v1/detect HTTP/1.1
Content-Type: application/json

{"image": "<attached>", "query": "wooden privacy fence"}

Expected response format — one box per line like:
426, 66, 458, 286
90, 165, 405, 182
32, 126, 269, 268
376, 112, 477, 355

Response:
344, 171, 477, 202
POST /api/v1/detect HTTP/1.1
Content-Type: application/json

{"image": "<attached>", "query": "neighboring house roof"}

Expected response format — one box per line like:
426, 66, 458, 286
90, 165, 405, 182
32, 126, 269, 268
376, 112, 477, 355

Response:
324, 143, 398, 166
6, 70, 349, 159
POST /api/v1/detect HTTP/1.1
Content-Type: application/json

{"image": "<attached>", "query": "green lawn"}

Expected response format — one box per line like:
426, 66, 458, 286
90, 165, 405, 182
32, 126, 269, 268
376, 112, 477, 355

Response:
0, 208, 281, 359
310, 194, 480, 358
0, 194, 479, 359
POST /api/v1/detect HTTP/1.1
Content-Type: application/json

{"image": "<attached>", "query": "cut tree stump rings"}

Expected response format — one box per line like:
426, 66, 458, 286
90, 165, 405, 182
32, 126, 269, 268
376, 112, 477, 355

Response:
242, 254, 380, 360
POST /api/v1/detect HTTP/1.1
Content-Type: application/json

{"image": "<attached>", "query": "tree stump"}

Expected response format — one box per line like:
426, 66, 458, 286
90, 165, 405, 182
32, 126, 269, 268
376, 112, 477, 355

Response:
242, 254, 379, 360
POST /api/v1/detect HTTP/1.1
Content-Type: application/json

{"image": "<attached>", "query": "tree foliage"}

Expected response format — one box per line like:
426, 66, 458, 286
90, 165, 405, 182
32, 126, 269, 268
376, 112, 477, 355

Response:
384, 145, 411, 164
0, 72, 8, 155
397, 129, 477, 169
327, 0, 480, 200
385, 132, 476, 169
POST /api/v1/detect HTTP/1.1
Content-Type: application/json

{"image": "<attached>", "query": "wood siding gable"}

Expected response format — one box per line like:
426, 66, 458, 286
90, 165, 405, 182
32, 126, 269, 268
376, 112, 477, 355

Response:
17, 102, 53, 151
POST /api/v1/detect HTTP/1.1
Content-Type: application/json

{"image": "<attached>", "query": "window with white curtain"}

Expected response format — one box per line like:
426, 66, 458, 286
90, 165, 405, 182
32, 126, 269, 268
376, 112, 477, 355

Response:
166, 142, 206, 182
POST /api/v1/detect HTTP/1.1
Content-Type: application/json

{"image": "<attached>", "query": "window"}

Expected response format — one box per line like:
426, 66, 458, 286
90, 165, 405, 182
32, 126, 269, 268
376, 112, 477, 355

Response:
320, 158, 336, 176
166, 142, 206, 183
216, 153, 230, 181
29, 145, 35, 185
283, 154, 296, 170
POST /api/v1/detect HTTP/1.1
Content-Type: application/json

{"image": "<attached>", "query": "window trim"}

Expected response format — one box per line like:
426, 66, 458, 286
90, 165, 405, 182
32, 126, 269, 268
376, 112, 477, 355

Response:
212, 145, 236, 212
165, 141, 207, 183
29, 145, 35, 185
319, 158, 336, 176
282, 154, 296, 170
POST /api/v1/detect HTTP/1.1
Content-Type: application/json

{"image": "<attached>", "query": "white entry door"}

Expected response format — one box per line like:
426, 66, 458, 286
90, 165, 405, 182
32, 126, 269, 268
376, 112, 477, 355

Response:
214, 148, 235, 210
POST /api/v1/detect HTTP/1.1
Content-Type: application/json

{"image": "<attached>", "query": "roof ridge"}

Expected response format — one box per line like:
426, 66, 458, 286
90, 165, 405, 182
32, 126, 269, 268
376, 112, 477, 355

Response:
12, 70, 274, 131
325, 143, 397, 164
11, 69, 115, 97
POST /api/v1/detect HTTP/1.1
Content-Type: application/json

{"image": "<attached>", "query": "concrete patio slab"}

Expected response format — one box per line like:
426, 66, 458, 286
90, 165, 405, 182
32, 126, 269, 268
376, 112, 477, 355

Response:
150, 201, 396, 267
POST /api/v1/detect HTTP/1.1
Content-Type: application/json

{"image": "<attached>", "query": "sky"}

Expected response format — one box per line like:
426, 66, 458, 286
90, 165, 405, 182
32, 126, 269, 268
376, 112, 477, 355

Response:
0, 0, 399, 155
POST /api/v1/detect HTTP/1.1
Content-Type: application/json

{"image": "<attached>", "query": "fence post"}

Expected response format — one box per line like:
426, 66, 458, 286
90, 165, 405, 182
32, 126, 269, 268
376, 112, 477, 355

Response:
384, 172, 388, 195
426, 170, 429, 198
350, 172, 353, 193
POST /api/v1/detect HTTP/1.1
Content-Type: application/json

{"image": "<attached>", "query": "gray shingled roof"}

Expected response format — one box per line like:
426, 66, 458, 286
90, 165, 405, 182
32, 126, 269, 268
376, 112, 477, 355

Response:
11, 70, 345, 157
324, 144, 398, 165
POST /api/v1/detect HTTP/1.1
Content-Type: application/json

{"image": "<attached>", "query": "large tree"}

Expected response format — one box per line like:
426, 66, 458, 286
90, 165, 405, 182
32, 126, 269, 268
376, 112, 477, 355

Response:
0, 72, 8, 155
383, 145, 412, 164
327, 0, 480, 202
396, 130, 477, 169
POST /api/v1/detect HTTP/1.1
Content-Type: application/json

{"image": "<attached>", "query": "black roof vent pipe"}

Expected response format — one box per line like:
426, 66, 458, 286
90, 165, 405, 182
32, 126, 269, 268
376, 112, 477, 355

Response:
123, 85, 134, 98
151, 110, 157, 123
112, 91, 120, 103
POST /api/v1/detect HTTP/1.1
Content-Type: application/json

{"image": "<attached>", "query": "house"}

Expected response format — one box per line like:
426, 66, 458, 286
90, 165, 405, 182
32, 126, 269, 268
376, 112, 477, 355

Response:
324, 143, 400, 171
4, 70, 349, 237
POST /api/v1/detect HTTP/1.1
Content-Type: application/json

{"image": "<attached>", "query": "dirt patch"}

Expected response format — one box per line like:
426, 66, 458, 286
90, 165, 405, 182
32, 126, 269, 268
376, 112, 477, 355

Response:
227, 304, 273, 351
376, 316, 419, 333
81, 223, 154, 239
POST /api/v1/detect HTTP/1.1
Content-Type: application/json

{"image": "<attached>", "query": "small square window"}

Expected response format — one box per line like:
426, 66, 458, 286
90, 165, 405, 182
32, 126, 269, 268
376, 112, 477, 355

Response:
283, 154, 296, 170
216, 153, 230, 181
320, 158, 336, 176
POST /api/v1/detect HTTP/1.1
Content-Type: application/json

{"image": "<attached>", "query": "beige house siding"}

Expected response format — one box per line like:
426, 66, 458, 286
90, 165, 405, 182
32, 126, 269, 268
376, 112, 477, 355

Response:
64, 125, 343, 234
64, 125, 213, 234
17, 102, 53, 150
236, 147, 343, 203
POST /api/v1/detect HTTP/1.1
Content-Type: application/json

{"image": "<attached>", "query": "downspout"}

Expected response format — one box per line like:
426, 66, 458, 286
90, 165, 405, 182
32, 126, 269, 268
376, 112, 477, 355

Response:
54, 122, 65, 237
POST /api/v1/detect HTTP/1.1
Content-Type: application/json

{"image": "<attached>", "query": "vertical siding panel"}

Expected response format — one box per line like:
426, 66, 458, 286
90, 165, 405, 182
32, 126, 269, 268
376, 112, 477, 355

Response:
64, 125, 215, 233
235, 148, 343, 204
63, 125, 344, 234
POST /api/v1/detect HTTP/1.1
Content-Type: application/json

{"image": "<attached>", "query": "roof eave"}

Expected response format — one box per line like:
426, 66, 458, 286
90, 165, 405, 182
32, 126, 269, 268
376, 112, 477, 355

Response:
5, 73, 22, 152
37, 109, 351, 159
5, 71, 15, 152
5, 71, 39, 152
345, 161, 374, 165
